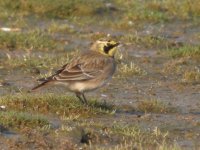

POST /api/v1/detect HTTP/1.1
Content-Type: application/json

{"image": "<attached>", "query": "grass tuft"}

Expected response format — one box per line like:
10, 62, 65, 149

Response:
182, 69, 200, 83
117, 61, 146, 77
106, 124, 178, 150
137, 99, 175, 113
0, 111, 49, 128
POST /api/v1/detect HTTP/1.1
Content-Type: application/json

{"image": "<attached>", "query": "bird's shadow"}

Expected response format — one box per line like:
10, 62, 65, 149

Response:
87, 100, 144, 117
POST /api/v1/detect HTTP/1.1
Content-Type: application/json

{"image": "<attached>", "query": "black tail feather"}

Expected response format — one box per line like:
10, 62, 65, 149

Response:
31, 80, 50, 91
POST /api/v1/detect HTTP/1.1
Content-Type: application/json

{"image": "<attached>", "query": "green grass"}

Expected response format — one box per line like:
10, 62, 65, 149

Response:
0, 0, 199, 29
0, 93, 115, 133
0, 0, 104, 19
0, 111, 49, 129
116, 0, 200, 22
47, 21, 76, 34
1, 52, 72, 72
0, 93, 115, 118
167, 45, 200, 58
117, 34, 170, 49
0, 30, 60, 51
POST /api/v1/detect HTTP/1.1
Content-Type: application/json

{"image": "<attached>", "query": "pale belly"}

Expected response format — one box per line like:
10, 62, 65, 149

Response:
54, 79, 108, 92
68, 79, 108, 92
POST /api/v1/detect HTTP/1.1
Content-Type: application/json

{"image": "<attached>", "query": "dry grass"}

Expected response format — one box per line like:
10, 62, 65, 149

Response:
182, 69, 200, 83
117, 61, 147, 77
137, 99, 176, 113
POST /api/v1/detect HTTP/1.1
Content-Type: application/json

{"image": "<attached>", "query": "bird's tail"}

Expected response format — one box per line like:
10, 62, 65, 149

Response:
31, 78, 53, 91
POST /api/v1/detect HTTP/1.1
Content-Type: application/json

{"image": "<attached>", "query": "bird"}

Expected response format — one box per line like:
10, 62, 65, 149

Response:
32, 39, 120, 104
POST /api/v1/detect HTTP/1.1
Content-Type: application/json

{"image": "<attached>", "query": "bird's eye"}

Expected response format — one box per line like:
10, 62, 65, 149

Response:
106, 43, 111, 47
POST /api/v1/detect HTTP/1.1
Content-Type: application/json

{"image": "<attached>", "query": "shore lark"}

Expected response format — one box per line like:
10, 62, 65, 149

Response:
32, 39, 120, 104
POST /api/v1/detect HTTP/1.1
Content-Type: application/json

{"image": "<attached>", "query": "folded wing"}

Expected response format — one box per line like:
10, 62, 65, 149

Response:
52, 63, 102, 81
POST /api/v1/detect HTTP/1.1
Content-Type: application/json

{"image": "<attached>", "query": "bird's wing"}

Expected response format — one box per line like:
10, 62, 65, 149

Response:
52, 63, 102, 81
51, 55, 106, 81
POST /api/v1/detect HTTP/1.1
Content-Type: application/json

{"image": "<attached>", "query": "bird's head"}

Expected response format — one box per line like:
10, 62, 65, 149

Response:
90, 39, 120, 57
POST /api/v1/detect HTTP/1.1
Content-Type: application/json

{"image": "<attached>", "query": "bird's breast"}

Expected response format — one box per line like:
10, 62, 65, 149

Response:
69, 79, 106, 92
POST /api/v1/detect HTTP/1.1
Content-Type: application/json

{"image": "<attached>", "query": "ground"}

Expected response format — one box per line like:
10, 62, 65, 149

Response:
0, 0, 200, 149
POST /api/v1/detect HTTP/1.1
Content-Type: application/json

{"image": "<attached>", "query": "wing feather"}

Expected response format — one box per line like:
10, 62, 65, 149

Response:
51, 52, 106, 81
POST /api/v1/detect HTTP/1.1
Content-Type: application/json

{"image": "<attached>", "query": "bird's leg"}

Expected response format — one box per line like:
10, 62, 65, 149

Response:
76, 93, 85, 104
82, 93, 88, 105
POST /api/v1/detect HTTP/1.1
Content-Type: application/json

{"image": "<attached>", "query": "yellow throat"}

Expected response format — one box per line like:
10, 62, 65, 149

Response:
91, 40, 120, 57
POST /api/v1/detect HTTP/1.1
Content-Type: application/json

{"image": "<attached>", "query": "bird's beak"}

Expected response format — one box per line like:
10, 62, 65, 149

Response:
114, 42, 120, 47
